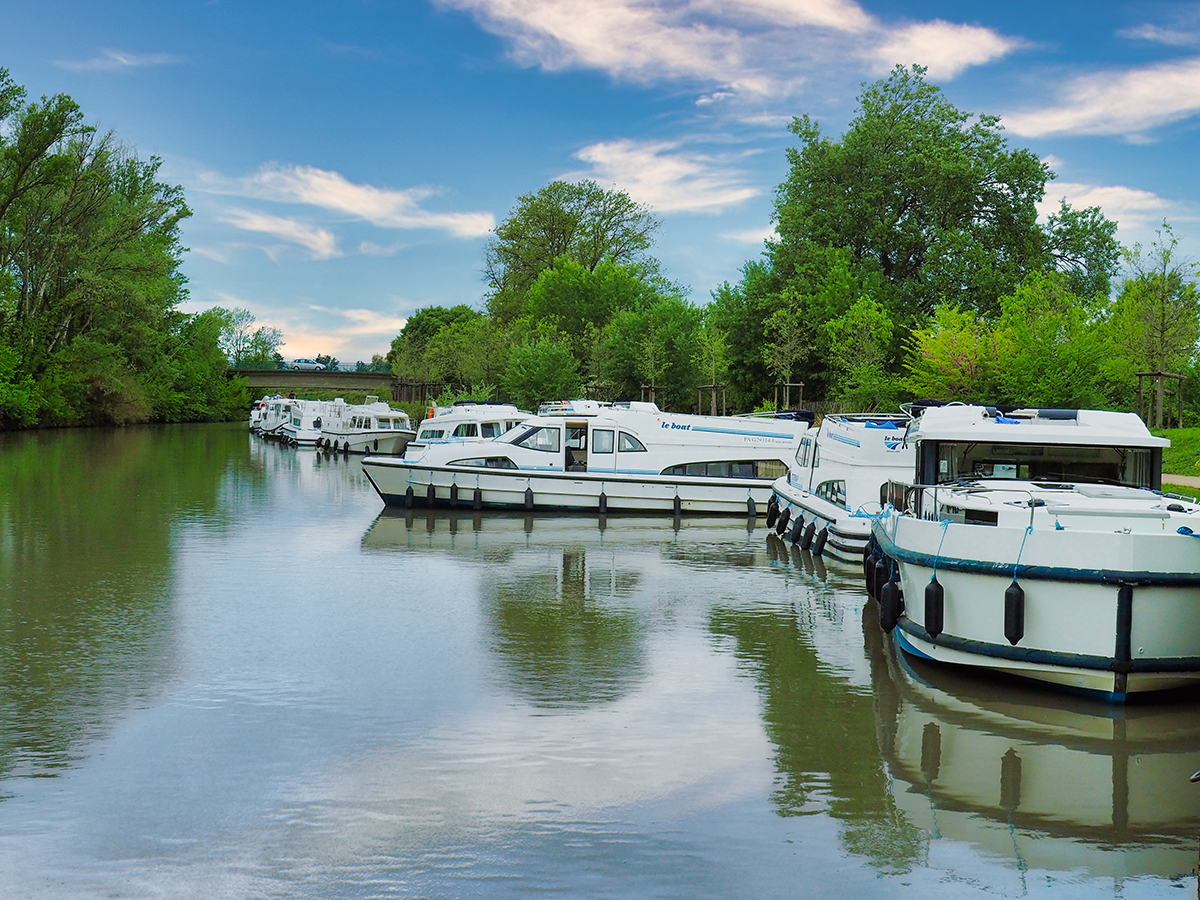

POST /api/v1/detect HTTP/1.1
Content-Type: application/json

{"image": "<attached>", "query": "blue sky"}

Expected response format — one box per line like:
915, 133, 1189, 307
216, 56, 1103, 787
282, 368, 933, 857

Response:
4, 0, 1199, 362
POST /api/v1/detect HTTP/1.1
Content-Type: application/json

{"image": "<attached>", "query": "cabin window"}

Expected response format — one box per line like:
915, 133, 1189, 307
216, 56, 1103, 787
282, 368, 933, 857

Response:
755, 460, 788, 479
452, 457, 518, 469
481, 422, 502, 438
378, 418, 391, 430
814, 479, 848, 509
514, 426, 561, 453
934, 441, 1153, 488
661, 460, 766, 479
419, 428, 444, 440
592, 430, 614, 453
454, 423, 478, 438
618, 432, 646, 452
795, 437, 812, 467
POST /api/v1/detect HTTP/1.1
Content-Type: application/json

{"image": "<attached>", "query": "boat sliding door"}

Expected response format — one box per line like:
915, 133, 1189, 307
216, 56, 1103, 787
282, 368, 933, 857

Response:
566, 422, 588, 471
590, 428, 615, 473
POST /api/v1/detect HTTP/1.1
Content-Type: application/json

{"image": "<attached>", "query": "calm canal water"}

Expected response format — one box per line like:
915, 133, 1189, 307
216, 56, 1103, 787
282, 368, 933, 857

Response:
2, 422, 1200, 898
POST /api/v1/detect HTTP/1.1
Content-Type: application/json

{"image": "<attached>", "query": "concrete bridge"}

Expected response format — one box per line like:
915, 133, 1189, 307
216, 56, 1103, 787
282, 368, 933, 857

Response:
231, 369, 444, 403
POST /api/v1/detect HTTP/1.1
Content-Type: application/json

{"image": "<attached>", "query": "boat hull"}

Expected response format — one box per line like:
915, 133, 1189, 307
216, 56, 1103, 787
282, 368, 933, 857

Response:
872, 514, 1200, 700
770, 479, 871, 563
362, 459, 770, 515
322, 430, 413, 455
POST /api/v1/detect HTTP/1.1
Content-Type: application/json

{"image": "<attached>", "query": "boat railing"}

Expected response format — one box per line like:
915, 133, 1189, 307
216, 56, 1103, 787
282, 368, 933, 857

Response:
894, 481, 1042, 530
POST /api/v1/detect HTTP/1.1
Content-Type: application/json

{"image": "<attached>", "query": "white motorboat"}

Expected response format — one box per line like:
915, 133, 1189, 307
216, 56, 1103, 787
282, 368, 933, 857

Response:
248, 395, 277, 433
280, 398, 332, 446
868, 404, 1200, 700
408, 401, 533, 450
257, 397, 299, 440
319, 396, 415, 454
767, 412, 914, 562
361, 400, 813, 514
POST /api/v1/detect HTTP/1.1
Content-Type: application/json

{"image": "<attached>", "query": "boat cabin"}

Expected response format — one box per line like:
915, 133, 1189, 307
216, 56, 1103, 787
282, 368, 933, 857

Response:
910, 406, 1164, 490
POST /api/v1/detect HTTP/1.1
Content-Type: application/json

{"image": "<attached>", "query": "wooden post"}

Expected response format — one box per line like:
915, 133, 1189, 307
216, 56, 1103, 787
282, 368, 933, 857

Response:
1156, 372, 1165, 430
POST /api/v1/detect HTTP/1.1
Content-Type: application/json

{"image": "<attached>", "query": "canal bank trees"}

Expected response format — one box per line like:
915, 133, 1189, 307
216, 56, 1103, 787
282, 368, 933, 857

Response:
0, 69, 243, 428
714, 65, 1125, 412
391, 182, 706, 411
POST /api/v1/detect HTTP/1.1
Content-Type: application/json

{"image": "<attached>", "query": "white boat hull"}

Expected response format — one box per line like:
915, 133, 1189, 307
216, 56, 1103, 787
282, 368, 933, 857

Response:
769, 480, 872, 563
361, 459, 770, 515
872, 513, 1200, 699
322, 430, 413, 455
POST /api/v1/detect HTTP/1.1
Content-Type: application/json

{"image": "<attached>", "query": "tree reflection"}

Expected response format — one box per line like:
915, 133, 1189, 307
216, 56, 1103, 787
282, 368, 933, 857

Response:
0, 424, 250, 783
708, 601, 923, 873
485, 547, 645, 709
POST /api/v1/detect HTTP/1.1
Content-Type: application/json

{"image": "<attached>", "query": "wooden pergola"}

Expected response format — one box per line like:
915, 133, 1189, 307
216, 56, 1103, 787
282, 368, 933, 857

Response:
1136, 371, 1184, 429
774, 382, 804, 411
697, 383, 726, 416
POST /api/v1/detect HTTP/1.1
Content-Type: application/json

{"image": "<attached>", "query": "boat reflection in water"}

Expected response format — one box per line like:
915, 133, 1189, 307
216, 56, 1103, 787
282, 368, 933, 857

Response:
363, 509, 1200, 889
874, 630, 1200, 885
363, 510, 767, 710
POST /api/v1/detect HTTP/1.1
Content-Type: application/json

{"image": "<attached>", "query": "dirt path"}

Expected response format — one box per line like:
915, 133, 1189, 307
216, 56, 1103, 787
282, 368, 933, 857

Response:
1163, 474, 1200, 487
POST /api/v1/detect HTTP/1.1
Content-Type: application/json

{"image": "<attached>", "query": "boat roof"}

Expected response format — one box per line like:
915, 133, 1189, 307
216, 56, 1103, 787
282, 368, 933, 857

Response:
911, 404, 1169, 448
426, 401, 529, 419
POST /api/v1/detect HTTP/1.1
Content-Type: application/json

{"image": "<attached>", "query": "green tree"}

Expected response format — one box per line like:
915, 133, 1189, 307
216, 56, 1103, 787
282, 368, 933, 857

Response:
485, 180, 661, 322
992, 272, 1107, 408
902, 305, 1000, 402
0, 68, 201, 426
524, 255, 658, 355
772, 65, 1116, 321
824, 296, 900, 410
502, 337, 581, 410
598, 295, 702, 411
1109, 222, 1199, 375
388, 304, 482, 382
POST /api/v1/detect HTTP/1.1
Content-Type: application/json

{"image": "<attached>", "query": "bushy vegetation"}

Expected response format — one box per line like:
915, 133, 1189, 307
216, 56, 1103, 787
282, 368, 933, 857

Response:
0, 69, 247, 428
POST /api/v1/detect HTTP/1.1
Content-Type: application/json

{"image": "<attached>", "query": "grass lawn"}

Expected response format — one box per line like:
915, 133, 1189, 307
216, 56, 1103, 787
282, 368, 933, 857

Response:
1163, 482, 1200, 500
1153, 426, 1200, 477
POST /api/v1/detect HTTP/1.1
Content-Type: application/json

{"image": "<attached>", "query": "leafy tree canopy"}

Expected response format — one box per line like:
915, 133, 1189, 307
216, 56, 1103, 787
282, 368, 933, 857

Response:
772, 65, 1118, 321
0, 68, 244, 427
485, 180, 661, 322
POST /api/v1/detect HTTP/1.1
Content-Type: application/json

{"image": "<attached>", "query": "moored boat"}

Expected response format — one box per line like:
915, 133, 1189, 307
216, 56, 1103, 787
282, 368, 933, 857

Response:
319, 396, 415, 454
408, 401, 533, 450
361, 400, 813, 514
767, 412, 914, 562
280, 398, 332, 446
868, 404, 1200, 700
257, 397, 299, 440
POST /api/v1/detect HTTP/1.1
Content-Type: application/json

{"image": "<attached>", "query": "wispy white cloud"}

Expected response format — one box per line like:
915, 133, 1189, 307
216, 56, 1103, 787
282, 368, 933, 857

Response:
1005, 57, 1200, 138
205, 164, 495, 238
721, 224, 777, 244
1037, 181, 1175, 239
1120, 23, 1200, 47
872, 20, 1024, 79
434, 0, 1020, 99
566, 139, 759, 213
56, 49, 180, 72
219, 209, 341, 260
